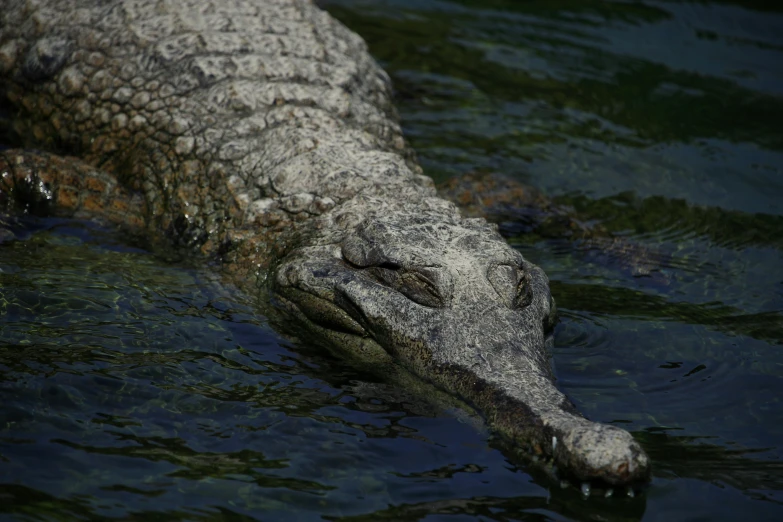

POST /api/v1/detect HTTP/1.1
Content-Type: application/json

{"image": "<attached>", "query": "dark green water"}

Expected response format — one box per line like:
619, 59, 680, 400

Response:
2, 0, 783, 520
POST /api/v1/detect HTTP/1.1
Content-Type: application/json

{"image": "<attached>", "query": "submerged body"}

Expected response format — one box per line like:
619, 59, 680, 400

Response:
0, 0, 649, 486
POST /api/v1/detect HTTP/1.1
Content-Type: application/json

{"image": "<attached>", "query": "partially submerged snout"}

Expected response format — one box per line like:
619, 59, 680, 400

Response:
274, 209, 651, 488
548, 418, 650, 486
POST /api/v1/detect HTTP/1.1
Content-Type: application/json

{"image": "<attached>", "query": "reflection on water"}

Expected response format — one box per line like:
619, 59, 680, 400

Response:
3, 0, 783, 520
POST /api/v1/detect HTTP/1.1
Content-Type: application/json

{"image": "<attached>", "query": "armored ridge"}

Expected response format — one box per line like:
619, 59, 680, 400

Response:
0, 0, 650, 488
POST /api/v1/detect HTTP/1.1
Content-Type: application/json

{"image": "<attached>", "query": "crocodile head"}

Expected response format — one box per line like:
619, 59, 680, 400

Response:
274, 206, 651, 489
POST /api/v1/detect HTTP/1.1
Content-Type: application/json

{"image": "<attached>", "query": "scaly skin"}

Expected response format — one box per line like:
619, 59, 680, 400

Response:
0, 0, 650, 487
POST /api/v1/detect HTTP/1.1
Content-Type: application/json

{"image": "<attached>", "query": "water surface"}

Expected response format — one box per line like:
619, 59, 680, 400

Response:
2, 0, 783, 520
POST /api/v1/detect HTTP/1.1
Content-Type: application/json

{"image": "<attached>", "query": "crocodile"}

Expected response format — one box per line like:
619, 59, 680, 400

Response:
0, 0, 650, 488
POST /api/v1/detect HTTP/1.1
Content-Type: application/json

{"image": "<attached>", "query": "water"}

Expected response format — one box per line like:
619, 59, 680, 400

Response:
2, 0, 783, 520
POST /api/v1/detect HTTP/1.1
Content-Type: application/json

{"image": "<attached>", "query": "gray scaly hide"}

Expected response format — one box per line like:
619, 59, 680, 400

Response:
0, 0, 650, 487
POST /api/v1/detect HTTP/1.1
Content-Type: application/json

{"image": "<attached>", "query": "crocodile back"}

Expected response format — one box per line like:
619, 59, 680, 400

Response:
0, 0, 423, 247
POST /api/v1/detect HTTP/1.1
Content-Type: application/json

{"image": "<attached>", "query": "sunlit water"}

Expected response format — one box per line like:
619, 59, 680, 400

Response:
2, 0, 783, 520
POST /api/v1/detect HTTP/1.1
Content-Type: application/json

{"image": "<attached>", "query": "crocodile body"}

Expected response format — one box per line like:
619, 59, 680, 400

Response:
0, 0, 650, 487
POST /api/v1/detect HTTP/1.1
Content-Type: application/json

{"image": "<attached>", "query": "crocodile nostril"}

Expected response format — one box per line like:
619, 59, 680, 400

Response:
488, 264, 532, 309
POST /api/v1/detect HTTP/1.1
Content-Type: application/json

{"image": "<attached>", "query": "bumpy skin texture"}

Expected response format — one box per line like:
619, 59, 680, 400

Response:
0, 0, 650, 486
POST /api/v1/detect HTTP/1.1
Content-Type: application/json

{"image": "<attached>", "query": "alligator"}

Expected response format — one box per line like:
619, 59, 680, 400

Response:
0, 0, 650, 489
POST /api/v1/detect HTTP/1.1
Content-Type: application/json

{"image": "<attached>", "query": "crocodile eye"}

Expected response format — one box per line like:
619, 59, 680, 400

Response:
368, 265, 449, 308
488, 264, 532, 309
341, 239, 451, 308
367, 262, 401, 287
514, 269, 533, 309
